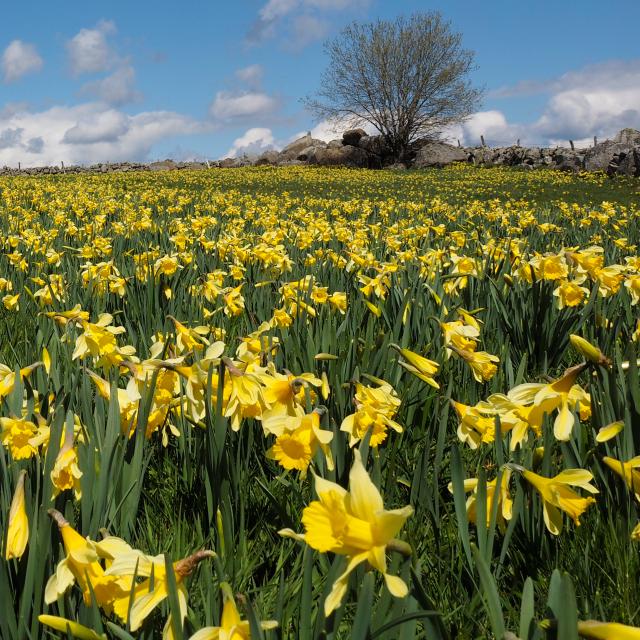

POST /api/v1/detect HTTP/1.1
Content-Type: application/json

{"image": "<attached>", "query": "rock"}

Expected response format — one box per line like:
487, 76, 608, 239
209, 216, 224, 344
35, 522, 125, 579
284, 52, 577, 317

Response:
255, 150, 280, 166
296, 146, 321, 162
385, 162, 407, 170
280, 134, 326, 160
552, 149, 584, 172
614, 128, 640, 147
342, 128, 367, 146
327, 139, 343, 149
218, 157, 250, 169
413, 141, 467, 168
617, 148, 640, 177
149, 159, 177, 171
312, 145, 370, 168
358, 135, 386, 155
584, 140, 628, 173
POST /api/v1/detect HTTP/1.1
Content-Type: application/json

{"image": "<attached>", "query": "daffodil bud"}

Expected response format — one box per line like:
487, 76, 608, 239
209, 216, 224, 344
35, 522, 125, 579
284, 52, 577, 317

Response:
569, 334, 611, 367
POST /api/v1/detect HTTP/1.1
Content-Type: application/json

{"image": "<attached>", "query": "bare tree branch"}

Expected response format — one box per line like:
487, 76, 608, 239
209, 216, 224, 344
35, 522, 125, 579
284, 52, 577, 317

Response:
304, 12, 483, 161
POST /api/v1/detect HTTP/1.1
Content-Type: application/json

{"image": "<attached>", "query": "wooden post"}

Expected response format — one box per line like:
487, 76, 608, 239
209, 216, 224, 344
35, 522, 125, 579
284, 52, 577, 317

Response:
569, 140, 575, 150
61, 161, 64, 172
593, 136, 598, 146
480, 135, 486, 147
516, 138, 520, 147
18, 162, 20, 170
457, 139, 461, 147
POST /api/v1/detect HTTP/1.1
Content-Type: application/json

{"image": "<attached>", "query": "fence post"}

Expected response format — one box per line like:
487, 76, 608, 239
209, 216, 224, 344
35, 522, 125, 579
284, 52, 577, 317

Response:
593, 136, 598, 146
569, 140, 575, 150
480, 135, 486, 147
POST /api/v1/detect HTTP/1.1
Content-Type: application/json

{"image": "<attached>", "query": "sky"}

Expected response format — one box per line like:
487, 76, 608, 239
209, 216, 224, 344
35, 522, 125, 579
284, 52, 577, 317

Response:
1, 0, 639, 166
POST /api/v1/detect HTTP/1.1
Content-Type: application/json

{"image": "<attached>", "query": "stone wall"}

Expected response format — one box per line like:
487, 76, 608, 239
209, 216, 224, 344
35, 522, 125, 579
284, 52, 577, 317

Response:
1, 128, 639, 177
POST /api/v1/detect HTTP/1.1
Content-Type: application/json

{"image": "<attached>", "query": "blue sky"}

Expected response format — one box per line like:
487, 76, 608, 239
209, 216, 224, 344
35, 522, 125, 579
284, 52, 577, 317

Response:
1, 0, 639, 165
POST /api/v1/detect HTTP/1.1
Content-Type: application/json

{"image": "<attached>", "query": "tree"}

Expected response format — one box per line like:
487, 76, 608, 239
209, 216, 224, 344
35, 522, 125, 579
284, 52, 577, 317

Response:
305, 12, 482, 162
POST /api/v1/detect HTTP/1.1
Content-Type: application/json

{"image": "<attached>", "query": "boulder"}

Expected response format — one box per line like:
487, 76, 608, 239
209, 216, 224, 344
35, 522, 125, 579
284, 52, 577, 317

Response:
552, 149, 584, 172
614, 128, 640, 147
327, 139, 343, 149
280, 134, 326, 160
616, 148, 640, 177
342, 128, 367, 146
149, 159, 177, 171
358, 135, 390, 157
255, 150, 280, 166
219, 157, 250, 169
413, 141, 467, 168
312, 145, 370, 167
296, 145, 322, 162
584, 140, 628, 173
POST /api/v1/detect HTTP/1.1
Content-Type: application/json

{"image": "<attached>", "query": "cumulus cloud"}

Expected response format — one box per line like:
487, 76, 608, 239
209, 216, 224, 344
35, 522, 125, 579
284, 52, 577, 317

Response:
441, 60, 640, 148
67, 20, 117, 75
210, 91, 279, 121
531, 62, 640, 143
247, 0, 369, 46
225, 127, 278, 157
0, 102, 205, 166
2, 40, 43, 83
235, 64, 264, 88
80, 64, 141, 105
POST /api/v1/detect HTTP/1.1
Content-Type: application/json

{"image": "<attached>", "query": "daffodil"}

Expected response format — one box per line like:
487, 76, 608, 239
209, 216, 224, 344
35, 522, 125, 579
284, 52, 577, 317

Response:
280, 449, 413, 615
391, 344, 440, 388
453, 347, 499, 382
340, 379, 402, 447
45, 509, 133, 610
38, 615, 106, 640
448, 469, 512, 531
519, 467, 598, 535
602, 456, 640, 501
507, 364, 590, 441
595, 421, 624, 443
189, 583, 277, 640
5, 470, 28, 560
265, 408, 333, 474
0, 416, 40, 460
107, 548, 215, 636
577, 620, 640, 639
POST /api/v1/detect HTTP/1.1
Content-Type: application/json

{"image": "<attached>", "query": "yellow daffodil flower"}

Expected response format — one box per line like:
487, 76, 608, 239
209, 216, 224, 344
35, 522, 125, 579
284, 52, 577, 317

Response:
280, 449, 413, 615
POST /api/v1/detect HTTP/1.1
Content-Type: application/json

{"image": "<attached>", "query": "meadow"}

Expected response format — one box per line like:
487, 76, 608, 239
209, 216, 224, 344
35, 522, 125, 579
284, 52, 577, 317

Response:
1, 164, 640, 640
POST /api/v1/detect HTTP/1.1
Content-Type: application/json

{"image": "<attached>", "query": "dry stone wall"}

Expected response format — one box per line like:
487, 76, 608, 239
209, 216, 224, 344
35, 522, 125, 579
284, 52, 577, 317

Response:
1, 128, 639, 177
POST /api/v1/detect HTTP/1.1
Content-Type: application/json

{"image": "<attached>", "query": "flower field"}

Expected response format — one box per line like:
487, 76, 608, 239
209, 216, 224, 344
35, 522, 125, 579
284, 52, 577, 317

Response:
1, 164, 640, 639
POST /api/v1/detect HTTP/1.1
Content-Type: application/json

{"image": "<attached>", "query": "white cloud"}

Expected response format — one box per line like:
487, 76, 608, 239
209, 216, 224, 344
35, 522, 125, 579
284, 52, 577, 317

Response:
236, 64, 264, 88
210, 91, 279, 121
2, 40, 43, 83
247, 0, 369, 46
441, 60, 640, 148
260, 0, 300, 22
225, 127, 278, 158
288, 15, 330, 50
80, 64, 141, 105
0, 102, 205, 166
67, 20, 117, 76
62, 110, 130, 144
